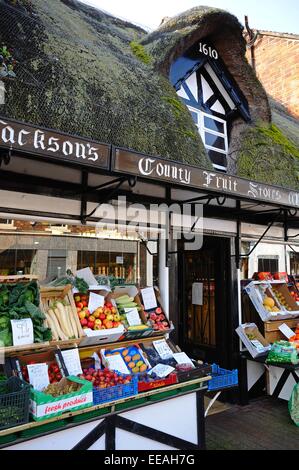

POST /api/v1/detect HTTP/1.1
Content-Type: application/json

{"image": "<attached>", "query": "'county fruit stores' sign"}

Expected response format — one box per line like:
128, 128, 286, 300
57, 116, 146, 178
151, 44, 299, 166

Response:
113, 148, 299, 209
0, 118, 110, 169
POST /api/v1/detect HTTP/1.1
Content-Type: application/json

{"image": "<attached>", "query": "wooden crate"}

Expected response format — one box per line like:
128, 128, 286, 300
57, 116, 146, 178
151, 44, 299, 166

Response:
40, 285, 84, 346
0, 275, 38, 284
264, 318, 299, 343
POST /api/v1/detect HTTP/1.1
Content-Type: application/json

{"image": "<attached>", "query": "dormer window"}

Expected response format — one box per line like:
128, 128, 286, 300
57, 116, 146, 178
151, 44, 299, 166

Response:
170, 41, 250, 171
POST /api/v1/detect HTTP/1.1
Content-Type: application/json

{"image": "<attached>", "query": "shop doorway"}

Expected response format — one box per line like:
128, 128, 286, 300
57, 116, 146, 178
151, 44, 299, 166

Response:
179, 236, 232, 366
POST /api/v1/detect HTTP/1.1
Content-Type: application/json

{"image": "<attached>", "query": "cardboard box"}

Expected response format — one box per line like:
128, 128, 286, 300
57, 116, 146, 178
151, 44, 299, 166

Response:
111, 286, 154, 340
244, 281, 298, 321
264, 318, 299, 343
270, 282, 299, 314
30, 376, 93, 421
79, 324, 125, 347
236, 323, 271, 358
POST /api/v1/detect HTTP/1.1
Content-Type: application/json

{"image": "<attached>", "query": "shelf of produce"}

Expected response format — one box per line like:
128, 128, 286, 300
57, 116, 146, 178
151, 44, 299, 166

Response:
0, 375, 211, 444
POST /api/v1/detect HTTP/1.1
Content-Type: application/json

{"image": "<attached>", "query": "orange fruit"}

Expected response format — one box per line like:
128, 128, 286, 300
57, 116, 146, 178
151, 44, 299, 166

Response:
124, 356, 132, 363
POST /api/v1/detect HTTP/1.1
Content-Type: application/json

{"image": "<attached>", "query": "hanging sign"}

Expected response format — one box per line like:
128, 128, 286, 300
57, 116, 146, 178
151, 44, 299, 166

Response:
113, 148, 299, 209
0, 117, 110, 169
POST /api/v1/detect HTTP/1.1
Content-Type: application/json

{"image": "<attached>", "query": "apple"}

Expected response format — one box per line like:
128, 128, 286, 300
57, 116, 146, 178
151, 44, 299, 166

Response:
82, 301, 87, 307
89, 315, 95, 322
156, 307, 162, 314
74, 295, 81, 302
94, 325, 101, 330
99, 313, 106, 321
87, 321, 95, 329
105, 320, 113, 329
77, 302, 83, 309
150, 313, 157, 321
159, 314, 165, 321
106, 313, 114, 321
113, 314, 120, 322
111, 307, 118, 314
162, 321, 169, 327
93, 311, 100, 318
95, 319, 102, 326
105, 302, 113, 309
153, 324, 159, 330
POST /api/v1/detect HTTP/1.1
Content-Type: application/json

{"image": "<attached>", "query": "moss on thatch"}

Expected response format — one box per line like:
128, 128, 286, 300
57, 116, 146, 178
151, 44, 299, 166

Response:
0, 0, 211, 168
140, 6, 243, 72
236, 122, 299, 189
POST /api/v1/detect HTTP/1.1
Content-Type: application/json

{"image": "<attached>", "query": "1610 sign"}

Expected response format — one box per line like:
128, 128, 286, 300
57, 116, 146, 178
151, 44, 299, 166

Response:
198, 43, 218, 59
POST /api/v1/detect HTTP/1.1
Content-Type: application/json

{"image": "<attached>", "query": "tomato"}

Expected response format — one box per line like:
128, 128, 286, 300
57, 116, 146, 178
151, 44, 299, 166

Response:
56, 373, 62, 381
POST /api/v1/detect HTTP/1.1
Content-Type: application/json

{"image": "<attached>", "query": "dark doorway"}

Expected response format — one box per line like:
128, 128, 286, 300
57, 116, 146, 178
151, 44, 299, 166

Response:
178, 236, 232, 367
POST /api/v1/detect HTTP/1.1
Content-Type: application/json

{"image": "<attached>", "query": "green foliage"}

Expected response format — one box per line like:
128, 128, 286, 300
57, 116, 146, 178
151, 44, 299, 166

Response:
129, 41, 152, 64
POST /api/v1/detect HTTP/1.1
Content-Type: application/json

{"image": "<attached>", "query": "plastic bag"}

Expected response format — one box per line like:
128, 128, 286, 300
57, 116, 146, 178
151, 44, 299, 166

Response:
288, 383, 299, 427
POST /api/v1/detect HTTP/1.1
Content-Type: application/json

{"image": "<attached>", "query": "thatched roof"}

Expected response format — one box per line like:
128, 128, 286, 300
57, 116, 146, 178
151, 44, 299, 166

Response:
0, 0, 298, 188
0, 0, 210, 167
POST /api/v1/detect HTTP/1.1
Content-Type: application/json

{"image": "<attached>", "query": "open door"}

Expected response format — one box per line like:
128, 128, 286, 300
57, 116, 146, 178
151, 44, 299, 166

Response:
179, 236, 232, 366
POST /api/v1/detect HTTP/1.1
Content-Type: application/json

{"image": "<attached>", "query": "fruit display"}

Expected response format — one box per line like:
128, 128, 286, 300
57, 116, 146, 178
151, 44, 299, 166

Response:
103, 346, 149, 374
144, 307, 170, 331
143, 345, 177, 368
79, 367, 133, 388
290, 290, 299, 302
75, 295, 122, 331
290, 324, 299, 350
21, 361, 62, 384
262, 295, 280, 313
43, 378, 82, 397
271, 289, 292, 311
44, 299, 81, 340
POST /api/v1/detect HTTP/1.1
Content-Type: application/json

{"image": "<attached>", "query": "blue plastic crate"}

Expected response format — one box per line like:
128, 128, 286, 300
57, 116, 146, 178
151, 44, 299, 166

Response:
208, 364, 238, 391
93, 374, 138, 405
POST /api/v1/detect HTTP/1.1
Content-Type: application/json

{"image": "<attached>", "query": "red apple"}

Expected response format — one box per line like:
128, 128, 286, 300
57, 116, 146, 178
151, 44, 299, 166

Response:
80, 318, 88, 326
156, 307, 162, 314
87, 321, 95, 329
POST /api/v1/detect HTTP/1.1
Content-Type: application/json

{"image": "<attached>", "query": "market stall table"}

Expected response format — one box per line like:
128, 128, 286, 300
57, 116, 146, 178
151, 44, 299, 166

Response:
240, 352, 299, 403
0, 376, 210, 450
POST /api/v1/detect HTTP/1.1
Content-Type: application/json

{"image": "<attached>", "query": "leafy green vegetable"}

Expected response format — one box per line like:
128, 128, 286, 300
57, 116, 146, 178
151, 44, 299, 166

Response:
0, 328, 12, 347
74, 277, 89, 294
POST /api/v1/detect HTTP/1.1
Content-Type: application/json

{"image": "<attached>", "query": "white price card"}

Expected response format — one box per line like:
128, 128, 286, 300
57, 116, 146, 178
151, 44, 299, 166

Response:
250, 339, 266, 352
92, 352, 102, 370
279, 323, 295, 339
192, 282, 203, 305
61, 349, 83, 376
27, 363, 50, 391
173, 352, 195, 368
116, 256, 124, 264
105, 353, 130, 375
150, 364, 175, 378
76, 267, 97, 287
125, 307, 142, 326
88, 292, 105, 313
153, 339, 174, 360
11, 318, 34, 346
140, 287, 157, 311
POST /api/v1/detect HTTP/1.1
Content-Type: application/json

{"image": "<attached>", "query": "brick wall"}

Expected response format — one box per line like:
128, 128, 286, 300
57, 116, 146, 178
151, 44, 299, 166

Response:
246, 32, 299, 118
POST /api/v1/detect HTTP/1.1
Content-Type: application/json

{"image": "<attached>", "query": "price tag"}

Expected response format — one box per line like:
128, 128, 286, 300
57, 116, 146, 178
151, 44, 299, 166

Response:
125, 308, 141, 326
105, 353, 130, 375
88, 292, 105, 313
116, 256, 124, 264
173, 352, 195, 368
192, 282, 203, 305
76, 267, 97, 287
153, 339, 174, 360
11, 319, 34, 346
150, 364, 175, 378
92, 352, 102, 370
140, 287, 157, 311
27, 363, 50, 391
61, 349, 82, 376
279, 323, 295, 340
250, 339, 266, 352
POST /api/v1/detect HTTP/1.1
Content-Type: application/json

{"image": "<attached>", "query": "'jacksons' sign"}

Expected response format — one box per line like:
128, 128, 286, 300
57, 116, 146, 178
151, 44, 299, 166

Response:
114, 148, 299, 209
0, 118, 110, 169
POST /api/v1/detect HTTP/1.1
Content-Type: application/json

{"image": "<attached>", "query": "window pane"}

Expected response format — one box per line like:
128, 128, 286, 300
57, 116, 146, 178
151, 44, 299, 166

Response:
207, 150, 227, 167
205, 132, 226, 150
190, 110, 199, 124
204, 116, 224, 133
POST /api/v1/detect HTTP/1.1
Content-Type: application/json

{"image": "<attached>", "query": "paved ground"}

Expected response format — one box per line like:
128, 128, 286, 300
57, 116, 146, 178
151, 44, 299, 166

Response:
205, 396, 299, 450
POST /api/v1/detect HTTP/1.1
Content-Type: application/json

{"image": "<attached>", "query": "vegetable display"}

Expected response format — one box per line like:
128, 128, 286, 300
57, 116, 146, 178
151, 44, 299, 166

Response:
0, 281, 52, 346
44, 300, 81, 340
43, 378, 82, 397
